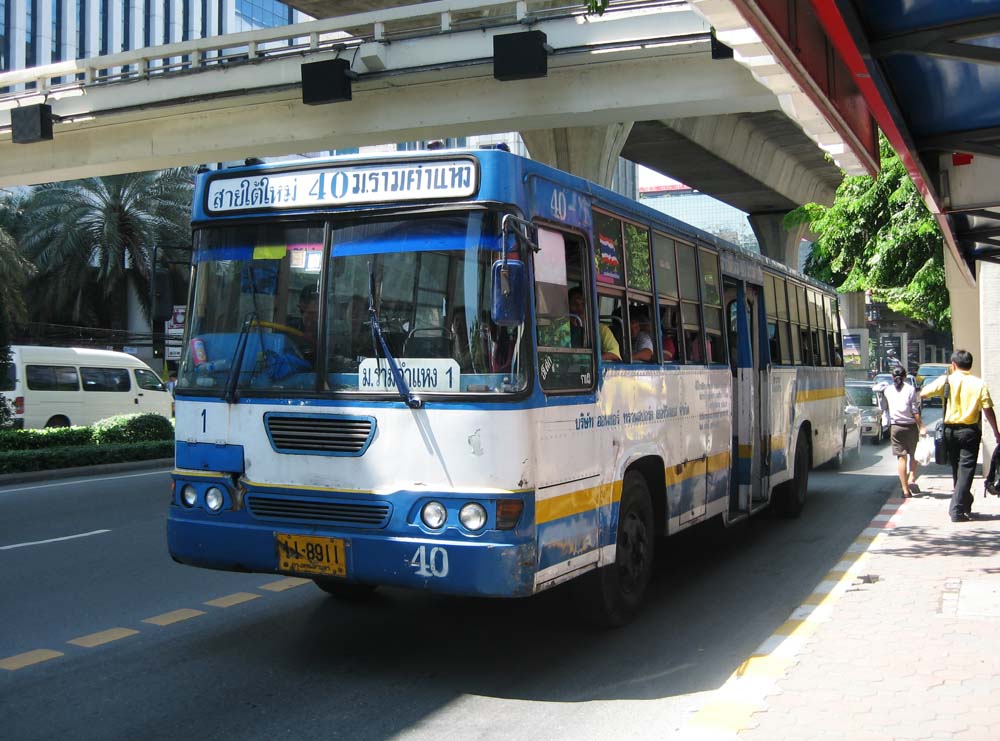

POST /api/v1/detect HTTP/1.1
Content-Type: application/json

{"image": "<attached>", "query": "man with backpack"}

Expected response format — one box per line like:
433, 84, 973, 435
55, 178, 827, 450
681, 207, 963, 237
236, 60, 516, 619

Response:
920, 350, 1000, 522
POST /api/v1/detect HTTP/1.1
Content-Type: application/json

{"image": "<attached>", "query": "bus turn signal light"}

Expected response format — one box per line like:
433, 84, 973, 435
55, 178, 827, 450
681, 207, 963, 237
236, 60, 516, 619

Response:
496, 500, 523, 530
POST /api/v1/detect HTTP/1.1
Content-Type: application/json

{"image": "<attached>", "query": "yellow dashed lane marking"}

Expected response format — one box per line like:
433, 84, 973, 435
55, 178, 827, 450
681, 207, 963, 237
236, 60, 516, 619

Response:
259, 577, 310, 592
205, 592, 260, 608
68, 628, 139, 647
0, 649, 64, 671
143, 608, 205, 626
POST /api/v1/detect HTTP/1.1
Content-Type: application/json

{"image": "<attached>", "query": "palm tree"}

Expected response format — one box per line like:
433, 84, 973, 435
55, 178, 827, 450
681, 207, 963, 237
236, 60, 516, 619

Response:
0, 192, 36, 426
0, 191, 35, 328
17, 168, 193, 328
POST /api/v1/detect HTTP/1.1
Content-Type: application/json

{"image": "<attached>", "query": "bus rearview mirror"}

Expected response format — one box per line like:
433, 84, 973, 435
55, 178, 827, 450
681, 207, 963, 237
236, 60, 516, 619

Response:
491, 260, 526, 327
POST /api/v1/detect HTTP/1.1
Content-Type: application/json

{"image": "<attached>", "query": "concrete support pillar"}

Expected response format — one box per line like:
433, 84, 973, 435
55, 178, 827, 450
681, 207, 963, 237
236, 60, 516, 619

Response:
978, 261, 1000, 464
946, 248, 980, 369
747, 212, 808, 269
520, 123, 634, 189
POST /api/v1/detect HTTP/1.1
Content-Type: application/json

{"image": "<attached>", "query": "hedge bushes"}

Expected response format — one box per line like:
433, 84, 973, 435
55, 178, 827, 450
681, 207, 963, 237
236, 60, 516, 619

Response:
91, 413, 175, 444
0, 413, 174, 474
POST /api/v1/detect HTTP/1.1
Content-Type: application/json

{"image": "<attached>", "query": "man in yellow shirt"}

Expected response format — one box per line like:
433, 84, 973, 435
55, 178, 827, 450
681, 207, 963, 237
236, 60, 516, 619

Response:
920, 350, 1000, 522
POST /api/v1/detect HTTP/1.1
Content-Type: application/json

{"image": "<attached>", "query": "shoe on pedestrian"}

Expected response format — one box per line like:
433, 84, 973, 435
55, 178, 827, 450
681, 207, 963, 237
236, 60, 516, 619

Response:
908, 482, 920, 494
951, 513, 971, 522
986, 481, 1000, 496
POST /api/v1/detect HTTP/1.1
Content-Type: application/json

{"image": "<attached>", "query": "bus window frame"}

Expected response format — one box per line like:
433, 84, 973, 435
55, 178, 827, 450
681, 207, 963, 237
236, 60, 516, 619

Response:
592, 207, 657, 365
532, 219, 598, 394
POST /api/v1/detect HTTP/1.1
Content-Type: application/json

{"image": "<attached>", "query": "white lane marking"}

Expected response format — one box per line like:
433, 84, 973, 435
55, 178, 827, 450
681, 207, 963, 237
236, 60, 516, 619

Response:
0, 469, 171, 494
1, 529, 111, 550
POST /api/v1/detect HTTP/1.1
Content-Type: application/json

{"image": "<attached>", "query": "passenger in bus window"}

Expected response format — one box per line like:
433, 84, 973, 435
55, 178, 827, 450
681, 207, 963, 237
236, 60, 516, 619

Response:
599, 324, 621, 362
687, 331, 712, 363
290, 284, 319, 363
568, 287, 590, 348
660, 305, 679, 361
629, 306, 655, 363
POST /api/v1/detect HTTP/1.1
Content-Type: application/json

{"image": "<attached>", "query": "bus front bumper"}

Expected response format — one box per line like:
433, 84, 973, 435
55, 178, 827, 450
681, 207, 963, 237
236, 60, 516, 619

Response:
167, 508, 537, 598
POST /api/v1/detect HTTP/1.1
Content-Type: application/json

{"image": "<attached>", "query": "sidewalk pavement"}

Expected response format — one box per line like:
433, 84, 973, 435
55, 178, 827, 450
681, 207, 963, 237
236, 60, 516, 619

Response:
690, 469, 1000, 741
0, 457, 173, 487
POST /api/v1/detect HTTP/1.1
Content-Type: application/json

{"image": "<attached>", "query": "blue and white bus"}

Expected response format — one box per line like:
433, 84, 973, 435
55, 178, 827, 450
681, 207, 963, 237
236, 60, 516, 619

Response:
168, 149, 845, 625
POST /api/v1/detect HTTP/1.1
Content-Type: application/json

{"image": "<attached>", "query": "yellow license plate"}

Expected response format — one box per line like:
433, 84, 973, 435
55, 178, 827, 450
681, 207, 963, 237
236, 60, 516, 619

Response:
275, 533, 347, 577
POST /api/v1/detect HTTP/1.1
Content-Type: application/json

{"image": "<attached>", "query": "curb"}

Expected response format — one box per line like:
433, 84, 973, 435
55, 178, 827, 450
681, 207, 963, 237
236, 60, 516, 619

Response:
0, 458, 174, 487
682, 479, 902, 740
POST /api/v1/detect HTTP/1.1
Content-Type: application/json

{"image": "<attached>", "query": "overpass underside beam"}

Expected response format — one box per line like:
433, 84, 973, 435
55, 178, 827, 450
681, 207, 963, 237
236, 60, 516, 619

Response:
520, 124, 633, 189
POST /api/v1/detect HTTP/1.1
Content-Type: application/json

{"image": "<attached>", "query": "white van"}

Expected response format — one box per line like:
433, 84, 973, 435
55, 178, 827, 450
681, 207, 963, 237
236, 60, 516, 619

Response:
1, 346, 173, 429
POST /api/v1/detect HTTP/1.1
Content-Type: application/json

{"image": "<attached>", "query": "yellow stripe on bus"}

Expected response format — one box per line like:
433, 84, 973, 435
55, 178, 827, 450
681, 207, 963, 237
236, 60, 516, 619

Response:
795, 387, 845, 403
536, 481, 620, 525
537, 449, 732, 525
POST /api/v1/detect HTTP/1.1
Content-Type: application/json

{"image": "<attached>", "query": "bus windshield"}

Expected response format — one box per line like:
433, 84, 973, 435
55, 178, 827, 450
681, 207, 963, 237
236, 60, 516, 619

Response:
178, 210, 528, 397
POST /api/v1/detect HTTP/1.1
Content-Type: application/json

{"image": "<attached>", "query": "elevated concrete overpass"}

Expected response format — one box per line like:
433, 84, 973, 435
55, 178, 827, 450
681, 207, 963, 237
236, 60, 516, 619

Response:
0, 0, 870, 267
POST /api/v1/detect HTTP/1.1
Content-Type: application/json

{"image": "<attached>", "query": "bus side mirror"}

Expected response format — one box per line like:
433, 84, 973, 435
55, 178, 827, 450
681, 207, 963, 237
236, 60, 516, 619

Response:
491, 259, 526, 327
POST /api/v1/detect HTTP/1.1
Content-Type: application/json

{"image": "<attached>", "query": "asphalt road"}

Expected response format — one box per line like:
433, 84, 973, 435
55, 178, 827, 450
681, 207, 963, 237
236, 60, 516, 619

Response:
0, 445, 911, 741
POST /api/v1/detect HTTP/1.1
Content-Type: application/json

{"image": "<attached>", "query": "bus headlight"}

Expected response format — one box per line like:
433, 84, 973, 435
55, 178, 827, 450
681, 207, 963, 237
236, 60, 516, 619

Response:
421, 501, 447, 529
205, 487, 225, 512
459, 503, 487, 531
181, 485, 198, 508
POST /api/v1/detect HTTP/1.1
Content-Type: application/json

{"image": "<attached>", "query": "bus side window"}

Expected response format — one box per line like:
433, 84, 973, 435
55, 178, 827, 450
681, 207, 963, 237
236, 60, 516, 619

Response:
535, 227, 596, 391
676, 242, 705, 364
660, 302, 680, 362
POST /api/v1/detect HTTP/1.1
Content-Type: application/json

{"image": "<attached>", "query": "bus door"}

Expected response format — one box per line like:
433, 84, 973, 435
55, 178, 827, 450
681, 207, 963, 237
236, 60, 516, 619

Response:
726, 280, 766, 515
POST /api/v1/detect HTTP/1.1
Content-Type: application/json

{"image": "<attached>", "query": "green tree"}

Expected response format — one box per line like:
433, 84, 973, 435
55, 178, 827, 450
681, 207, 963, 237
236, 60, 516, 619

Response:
17, 168, 193, 328
0, 192, 36, 427
786, 135, 950, 332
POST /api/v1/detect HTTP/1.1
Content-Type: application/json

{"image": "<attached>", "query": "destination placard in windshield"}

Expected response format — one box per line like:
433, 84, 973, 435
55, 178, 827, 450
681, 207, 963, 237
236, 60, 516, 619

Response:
206, 159, 477, 214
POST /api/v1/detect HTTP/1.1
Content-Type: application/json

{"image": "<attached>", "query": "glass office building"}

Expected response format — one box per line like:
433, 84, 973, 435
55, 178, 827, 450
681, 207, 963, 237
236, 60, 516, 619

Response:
0, 0, 309, 73
639, 184, 760, 253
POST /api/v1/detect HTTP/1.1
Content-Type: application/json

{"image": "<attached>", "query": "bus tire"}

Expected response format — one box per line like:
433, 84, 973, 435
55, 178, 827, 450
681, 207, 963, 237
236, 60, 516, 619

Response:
774, 430, 810, 518
577, 472, 654, 628
312, 577, 378, 601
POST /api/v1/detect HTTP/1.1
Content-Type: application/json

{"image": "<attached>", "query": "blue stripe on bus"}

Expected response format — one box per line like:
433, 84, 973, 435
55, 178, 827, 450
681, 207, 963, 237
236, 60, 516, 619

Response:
175, 441, 245, 472
770, 450, 788, 475
536, 506, 605, 571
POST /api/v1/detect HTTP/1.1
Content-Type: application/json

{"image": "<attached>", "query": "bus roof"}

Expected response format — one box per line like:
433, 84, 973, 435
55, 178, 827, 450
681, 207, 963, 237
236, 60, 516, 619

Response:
192, 149, 834, 295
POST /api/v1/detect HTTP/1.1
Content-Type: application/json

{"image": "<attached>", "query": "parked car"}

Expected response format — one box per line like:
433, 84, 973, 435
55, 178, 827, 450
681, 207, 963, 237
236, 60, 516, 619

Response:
845, 380, 887, 443
0, 346, 172, 429
873, 372, 916, 389
915, 362, 950, 406
841, 395, 863, 462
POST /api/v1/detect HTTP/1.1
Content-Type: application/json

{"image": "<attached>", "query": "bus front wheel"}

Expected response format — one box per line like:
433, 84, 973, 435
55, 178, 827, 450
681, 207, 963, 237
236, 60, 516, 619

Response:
312, 577, 378, 601
577, 472, 654, 628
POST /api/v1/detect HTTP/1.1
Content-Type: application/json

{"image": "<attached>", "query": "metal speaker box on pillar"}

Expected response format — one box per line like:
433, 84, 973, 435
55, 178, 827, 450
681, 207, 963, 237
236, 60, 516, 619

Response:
493, 31, 551, 81
301, 59, 357, 104
11, 104, 54, 144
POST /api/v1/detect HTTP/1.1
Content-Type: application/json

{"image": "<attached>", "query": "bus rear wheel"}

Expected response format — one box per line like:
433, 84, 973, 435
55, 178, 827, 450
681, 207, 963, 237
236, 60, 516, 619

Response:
312, 577, 378, 601
774, 430, 810, 518
577, 472, 654, 628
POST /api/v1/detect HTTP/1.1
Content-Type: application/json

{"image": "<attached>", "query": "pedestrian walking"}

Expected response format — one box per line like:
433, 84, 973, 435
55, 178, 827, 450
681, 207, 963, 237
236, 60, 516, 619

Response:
920, 349, 1000, 522
883, 365, 925, 498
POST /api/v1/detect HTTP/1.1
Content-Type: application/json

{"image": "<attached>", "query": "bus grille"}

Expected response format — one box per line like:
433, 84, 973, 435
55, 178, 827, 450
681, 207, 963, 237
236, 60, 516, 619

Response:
264, 414, 375, 455
246, 495, 391, 528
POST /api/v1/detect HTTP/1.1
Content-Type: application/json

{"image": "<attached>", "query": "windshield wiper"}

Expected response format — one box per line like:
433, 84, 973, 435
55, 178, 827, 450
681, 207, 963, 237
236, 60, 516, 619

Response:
367, 262, 422, 409
223, 311, 257, 404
